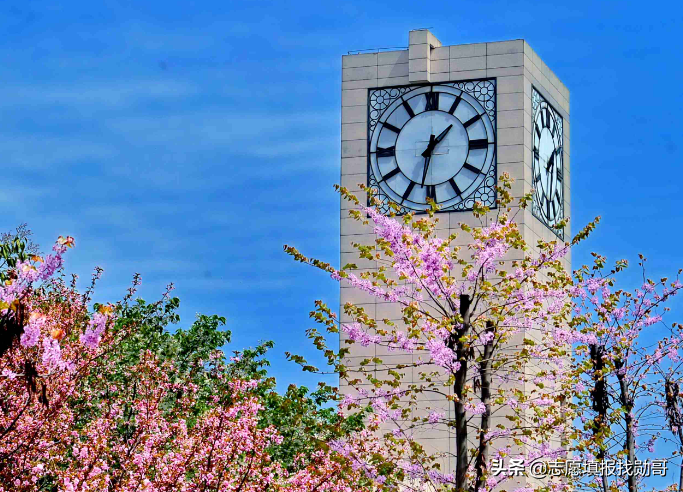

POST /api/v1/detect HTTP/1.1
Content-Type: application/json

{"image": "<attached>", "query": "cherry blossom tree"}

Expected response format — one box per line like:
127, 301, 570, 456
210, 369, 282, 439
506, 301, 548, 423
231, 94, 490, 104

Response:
0, 236, 393, 491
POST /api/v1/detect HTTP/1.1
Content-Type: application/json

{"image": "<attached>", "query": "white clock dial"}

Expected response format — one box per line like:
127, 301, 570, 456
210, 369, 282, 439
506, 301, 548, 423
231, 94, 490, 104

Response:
368, 82, 496, 213
531, 87, 564, 236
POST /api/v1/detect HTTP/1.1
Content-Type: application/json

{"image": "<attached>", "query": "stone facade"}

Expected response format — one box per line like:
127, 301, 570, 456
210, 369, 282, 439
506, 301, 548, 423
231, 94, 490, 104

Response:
339, 29, 571, 474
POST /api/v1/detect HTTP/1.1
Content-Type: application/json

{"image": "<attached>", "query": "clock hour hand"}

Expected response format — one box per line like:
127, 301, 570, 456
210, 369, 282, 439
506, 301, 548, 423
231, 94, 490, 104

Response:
545, 150, 555, 172
421, 124, 453, 158
421, 134, 436, 158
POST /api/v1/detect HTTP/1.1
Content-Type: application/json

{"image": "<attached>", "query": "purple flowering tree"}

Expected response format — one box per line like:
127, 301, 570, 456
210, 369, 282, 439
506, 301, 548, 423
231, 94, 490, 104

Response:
287, 173, 683, 492
286, 175, 592, 492
569, 255, 683, 492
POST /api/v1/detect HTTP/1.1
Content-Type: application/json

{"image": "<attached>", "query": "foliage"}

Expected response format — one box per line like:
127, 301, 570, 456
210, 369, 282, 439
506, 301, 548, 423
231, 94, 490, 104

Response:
569, 254, 683, 492
0, 235, 391, 491
286, 174, 683, 492
97, 288, 367, 471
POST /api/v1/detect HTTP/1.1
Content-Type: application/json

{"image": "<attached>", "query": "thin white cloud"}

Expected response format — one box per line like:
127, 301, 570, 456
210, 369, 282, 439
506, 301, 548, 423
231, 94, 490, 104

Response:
0, 135, 117, 170
0, 79, 197, 108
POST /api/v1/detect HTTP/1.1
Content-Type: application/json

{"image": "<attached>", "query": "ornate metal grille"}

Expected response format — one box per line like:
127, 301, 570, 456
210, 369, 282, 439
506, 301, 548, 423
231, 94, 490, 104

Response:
367, 79, 497, 215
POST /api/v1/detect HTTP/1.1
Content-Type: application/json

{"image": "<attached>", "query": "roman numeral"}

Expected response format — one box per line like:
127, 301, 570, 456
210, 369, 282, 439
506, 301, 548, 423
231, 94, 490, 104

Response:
448, 178, 462, 197
540, 110, 546, 128
533, 146, 540, 160
426, 185, 437, 201
382, 122, 401, 134
535, 123, 542, 139
555, 189, 562, 203
425, 92, 439, 111
463, 163, 482, 175
551, 200, 557, 217
402, 99, 415, 118
546, 200, 551, 219
376, 146, 395, 157
469, 139, 489, 150
463, 114, 481, 128
401, 181, 415, 204
380, 167, 401, 182
545, 108, 551, 127
534, 173, 542, 184
449, 95, 462, 114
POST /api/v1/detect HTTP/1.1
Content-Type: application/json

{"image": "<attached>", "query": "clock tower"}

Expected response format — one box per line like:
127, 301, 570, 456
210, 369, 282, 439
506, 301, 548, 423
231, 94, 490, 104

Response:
340, 29, 570, 472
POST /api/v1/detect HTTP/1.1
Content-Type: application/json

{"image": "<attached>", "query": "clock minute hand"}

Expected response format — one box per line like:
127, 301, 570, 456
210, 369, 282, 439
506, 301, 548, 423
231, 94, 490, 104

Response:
433, 124, 453, 146
421, 156, 432, 187
421, 135, 436, 186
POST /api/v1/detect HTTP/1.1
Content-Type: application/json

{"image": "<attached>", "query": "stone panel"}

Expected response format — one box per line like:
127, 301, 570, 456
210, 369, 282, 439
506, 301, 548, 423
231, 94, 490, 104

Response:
450, 43, 486, 58
496, 75, 525, 94
486, 52, 525, 69
378, 62, 409, 78
378, 50, 409, 65
341, 105, 367, 124
341, 156, 366, 176
341, 122, 366, 142
497, 109, 525, 128
449, 69, 487, 81
341, 88, 368, 107
450, 56, 486, 72
342, 66, 377, 82
341, 139, 366, 158
486, 39, 524, 55
431, 46, 449, 60
342, 52, 377, 69
377, 75, 410, 87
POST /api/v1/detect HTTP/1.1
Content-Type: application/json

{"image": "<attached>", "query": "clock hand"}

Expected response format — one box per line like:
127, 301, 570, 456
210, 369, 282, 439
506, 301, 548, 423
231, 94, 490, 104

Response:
421, 135, 436, 185
433, 124, 453, 146
419, 125, 454, 186
421, 124, 453, 158
545, 150, 555, 172
421, 155, 432, 187
421, 134, 436, 158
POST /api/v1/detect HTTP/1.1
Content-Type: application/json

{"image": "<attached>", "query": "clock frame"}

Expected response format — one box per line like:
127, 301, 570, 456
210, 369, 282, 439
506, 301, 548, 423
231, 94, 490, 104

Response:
367, 79, 497, 215
531, 86, 564, 239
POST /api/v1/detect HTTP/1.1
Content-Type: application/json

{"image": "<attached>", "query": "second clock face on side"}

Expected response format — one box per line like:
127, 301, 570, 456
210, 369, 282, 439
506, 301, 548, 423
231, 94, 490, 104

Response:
368, 80, 496, 214
531, 87, 564, 238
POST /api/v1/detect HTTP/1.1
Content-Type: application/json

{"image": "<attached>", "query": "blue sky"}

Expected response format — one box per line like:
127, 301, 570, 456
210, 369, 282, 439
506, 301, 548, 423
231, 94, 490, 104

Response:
1, 0, 682, 396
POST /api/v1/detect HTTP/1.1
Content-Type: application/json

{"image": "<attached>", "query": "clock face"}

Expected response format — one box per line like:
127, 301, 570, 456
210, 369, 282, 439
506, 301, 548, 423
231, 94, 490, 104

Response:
367, 80, 496, 214
531, 87, 564, 238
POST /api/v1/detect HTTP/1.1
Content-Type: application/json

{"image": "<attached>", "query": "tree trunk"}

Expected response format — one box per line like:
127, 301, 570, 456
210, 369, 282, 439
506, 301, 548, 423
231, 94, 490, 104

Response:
616, 359, 636, 492
678, 426, 683, 492
473, 321, 494, 492
663, 379, 683, 492
451, 294, 472, 492
590, 345, 609, 492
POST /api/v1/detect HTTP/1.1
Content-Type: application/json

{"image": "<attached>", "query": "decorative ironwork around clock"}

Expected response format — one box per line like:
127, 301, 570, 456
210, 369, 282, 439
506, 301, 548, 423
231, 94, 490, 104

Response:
367, 79, 497, 215
531, 87, 564, 239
